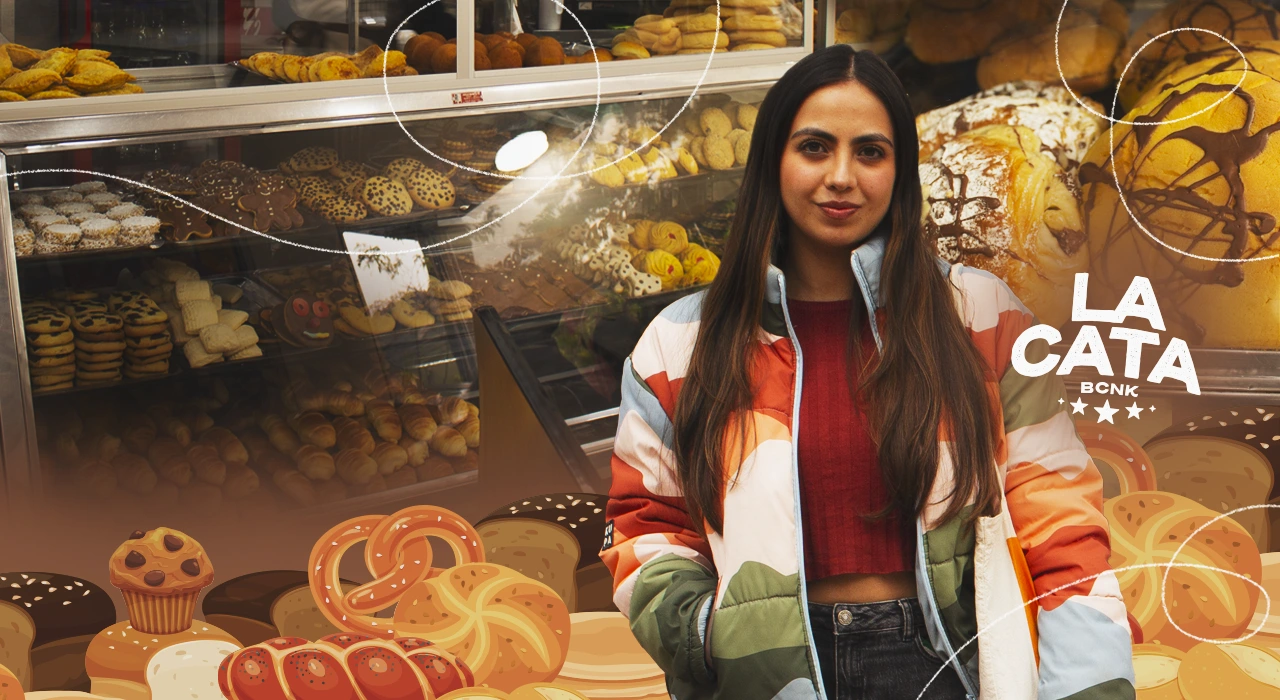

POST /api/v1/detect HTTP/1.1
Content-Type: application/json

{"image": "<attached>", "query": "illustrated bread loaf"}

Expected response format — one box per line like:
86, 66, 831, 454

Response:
474, 519, 581, 613
920, 124, 1087, 328
479, 494, 614, 613
394, 563, 571, 692
1178, 641, 1280, 698
202, 571, 357, 646
217, 634, 474, 700
85, 621, 239, 700
0, 602, 33, 691
0, 573, 116, 691
915, 82, 1106, 176
1074, 422, 1157, 500
1116, 0, 1280, 110
1143, 434, 1273, 551
1081, 35, 1280, 348
1131, 643, 1183, 700
1105, 491, 1262, 651
551, 613, 668, 700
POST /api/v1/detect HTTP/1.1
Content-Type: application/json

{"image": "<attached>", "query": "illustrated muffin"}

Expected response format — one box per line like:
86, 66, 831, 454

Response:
107, 527, 215, 635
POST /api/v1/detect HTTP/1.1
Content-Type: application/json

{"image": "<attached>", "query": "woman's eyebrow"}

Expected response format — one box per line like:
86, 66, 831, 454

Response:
789, 127, 894, 147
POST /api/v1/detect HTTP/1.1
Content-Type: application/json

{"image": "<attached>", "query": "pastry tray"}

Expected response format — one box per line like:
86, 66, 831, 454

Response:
29, 275, 282, 398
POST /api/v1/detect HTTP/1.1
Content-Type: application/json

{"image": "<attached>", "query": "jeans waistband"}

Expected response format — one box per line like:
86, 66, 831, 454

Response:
808, 596, 926, 637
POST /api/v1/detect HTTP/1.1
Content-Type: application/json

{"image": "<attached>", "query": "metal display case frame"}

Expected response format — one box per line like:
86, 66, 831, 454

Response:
0, 0, 812, 514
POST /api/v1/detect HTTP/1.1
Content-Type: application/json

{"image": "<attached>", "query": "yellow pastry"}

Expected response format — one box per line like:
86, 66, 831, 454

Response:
644, 250, 685, 290
684, 257, 721, 285
339, 304, 396, 335
630, 219, 656, 249
1, 68, 61, 96
653, 221, 690, 255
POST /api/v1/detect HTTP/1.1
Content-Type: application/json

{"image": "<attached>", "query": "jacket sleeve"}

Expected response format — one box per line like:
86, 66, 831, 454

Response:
979, 277, 1136, 700
601, 352, 718, 688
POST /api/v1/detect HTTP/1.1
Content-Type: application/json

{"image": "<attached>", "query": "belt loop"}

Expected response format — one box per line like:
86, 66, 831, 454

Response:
898, 599, 914, 641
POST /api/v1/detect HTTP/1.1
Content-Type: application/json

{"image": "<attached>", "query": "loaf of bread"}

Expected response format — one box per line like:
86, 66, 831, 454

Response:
1144, 435, 1273, 551
480, 494, 612, 613
1105, 491, 1262, 650
86, 620, 239, 700
476, 518, 582, 612
920, 124, 1087, 328
219, 634, 473, 700
395, 563, 570, 691
333, 416, 375, 455
364, 399, 403, 442
1179, 641, 1280, 698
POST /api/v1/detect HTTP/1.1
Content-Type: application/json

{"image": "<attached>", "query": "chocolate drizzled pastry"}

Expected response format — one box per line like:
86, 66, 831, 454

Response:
0, 572, 115, 647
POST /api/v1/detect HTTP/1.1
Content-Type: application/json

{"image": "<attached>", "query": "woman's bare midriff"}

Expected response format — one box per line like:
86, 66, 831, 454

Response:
806, 571, 917, 604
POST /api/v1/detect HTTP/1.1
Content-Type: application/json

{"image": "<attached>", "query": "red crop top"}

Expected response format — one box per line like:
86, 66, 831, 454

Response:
788, 298, 916, 580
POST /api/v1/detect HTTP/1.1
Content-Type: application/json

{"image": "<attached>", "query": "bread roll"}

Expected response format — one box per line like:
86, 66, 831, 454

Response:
293, 444, 336, 481
258, 414, 301, 456
289, 411, 335, 449
1117, 0, 1280, 110
1179, 641, 1280, 698
674, 13, 721, 32
726, 30, 784, 47
1105, 491, 1261, 651
978, 11, 1123, 93
920, 124, 1087, 328
335, 448, 377, 485
905, 0, 1023, 63
611, 41, 650, 59
370, 441, 410, 475
186, 443, 227, 486
1081, 50, 1280, 348
724, 14, 780, 30
364, 399, 403, 442
429, 426, 467, 458
399, 404, 438, 441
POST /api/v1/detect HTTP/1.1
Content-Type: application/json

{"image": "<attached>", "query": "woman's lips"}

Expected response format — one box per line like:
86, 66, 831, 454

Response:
818, 203, 859, 220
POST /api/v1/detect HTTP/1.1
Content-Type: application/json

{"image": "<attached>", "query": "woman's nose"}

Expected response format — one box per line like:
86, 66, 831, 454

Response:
826, 152, 856, 190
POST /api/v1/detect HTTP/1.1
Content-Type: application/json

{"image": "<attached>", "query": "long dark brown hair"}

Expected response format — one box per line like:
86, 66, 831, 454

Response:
673, 45, 1000, 537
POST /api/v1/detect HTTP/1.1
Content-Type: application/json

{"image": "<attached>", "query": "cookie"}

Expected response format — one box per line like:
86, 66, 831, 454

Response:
174, 280, 212, 304
217, 309, 248, 330
117, 303, 168, 326
71, 311, 124, 334
69, 211, 109, 225
315, 194, 368, 223
123, 322, 168, 337
699, 107, 733, 137
59, 299, 107, 315
383, 158, 426, 183
76, 349, 124, 364
42, 224, 82, 246
84, 192, 121, 211
182, 337, 221, 368
125, 331, 172, 349
360, 176, 413, 217
80, 218, 120, 240
79, 359, 124, 372
76, 368, 121, 382
125, 342, 174, 359
31, 372, 74, 386
74, 337, 126, 353
120, 215, 160, 237
403, 168, 456, 210
106, 203, 145, 221
30, 353, 75, 368
157, 201, 213, 242
107, 290, 149, 311
124, 357, 168, 372
229, 344, 262, 360
75, 329, 125, 342
24, 310, 71, 334
288, 146, 340, 173
703, 136, 735, 170
71, 181, 108, 194
330, 161, 377, 180
31, 343, 73, 357
390, 298, 436, 328
27, 214, 69, 234
338, 304, 395, 335
54, 202, 95, 216
181, 300, 218, 335
734, 131, 751, 165
30, 330, 74, 347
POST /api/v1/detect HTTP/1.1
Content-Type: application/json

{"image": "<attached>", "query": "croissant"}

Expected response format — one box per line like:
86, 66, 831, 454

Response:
400, 436, 429, 466
294, 444, 336, 481
335, 447, 377, 485
156, 416, 191, 446
290, 411, 336, 449
463, 400, 479, 419
110, 453, 157, 494
416, 456, 454, 481
80, 431, 121, 461
272, 468, 317, 507
399, 390, 429, 405
429, 396, 469, 426
326, 390, 365, 417
187, 443, 227, 486
456, 416, 479, 449
333, 416, 375, 455
371, 441, 409, 475
428, 426, 467, 458
121, 414, 157, 454
256, 449, 296, 476
362, 368, 393, 397
385, 465, 418, 490
259, 413, 302, 456
201, 426, 249, 465
236, 427, 274, 462
365, 399, 403, 442
147, 437, 193, 486
177, 408, 215, 434
398, 404, 437, 441
223, 464, 261, 500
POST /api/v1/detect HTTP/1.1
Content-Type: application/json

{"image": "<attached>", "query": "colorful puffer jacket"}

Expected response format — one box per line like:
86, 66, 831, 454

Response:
600, 233, 1136, 700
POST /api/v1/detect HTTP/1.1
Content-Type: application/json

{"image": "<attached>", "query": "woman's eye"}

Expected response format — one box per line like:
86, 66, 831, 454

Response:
859, 146, 885, 159
799, 140, 826, 154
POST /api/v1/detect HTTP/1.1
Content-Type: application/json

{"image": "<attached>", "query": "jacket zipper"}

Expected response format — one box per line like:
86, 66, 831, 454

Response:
775, 272, 829, 700
846, 252, 980, 699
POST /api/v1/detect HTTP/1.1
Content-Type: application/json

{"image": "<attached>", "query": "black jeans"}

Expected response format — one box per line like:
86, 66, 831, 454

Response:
808, 597, 969, 700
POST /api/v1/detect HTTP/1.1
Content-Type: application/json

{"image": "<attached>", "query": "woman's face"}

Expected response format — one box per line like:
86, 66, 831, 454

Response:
779, 80, 896, 251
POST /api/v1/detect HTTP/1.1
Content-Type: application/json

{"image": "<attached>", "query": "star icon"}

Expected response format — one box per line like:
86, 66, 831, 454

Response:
1094, 400, 1119, 424
1058, 398, 1065, 404
1125, 402, 1144, 419
1070, 398, 1088, 415
1149, 405, 1156, 412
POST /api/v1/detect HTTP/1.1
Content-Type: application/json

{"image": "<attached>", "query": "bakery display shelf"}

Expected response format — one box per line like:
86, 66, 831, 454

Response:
294, 469, 480, 520
16, 239, 161, 265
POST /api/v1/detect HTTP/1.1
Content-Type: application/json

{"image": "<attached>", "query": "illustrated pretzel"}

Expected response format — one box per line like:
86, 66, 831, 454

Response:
309, 505, 485, 639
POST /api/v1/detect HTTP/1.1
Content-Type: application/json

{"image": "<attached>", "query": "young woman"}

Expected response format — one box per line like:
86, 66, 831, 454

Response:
600, 46, 1136, 700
